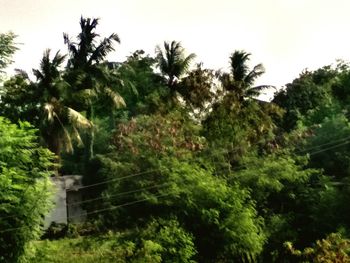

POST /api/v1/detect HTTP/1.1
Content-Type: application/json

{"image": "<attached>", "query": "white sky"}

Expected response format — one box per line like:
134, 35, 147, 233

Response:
2, 0, 350, 99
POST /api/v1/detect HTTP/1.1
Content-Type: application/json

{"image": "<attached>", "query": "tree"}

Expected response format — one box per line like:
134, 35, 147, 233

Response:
90, 112, 265, 262
273, 66, 337, 131
202, 51, 282, 168
155, 41, 196, 93
115, 50, 168, 116
220, 50, 270, 103
177, 63, 217, 119
0, 50, 92, 175
34, 49, 91, 160
0, 72, 40, 125
0, 117, 55, 262
0, 32, 17, 78
231, 152, 323, 261
64, 17, 124, 161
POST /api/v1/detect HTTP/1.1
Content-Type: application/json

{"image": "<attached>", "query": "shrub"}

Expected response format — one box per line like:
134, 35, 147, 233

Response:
0, 117, 55, 262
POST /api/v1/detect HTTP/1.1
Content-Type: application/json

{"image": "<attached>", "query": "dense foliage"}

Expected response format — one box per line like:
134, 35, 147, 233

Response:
2, 16, 350, 262
0, 32, 17, 78
0, 117, 55, 262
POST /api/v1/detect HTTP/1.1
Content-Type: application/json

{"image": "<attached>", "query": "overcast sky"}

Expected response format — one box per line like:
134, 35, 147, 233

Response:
1, 0, 350, 97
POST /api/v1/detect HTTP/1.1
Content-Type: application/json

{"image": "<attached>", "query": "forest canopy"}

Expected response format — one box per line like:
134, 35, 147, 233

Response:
1, 17, 350, 262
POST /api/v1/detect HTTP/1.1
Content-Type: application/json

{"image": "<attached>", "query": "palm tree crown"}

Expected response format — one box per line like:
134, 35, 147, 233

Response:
156, 40, 196, 90
34, 49, 91, 157
221, 50, 270, 101
63, 17, 124, 161
64, 17, 120, 69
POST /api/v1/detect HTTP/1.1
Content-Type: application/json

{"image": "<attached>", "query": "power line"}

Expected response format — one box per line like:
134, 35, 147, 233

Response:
0, 182, 172, 221
212, 139, 350, 174
67, 182, 171, 207
62, 135, 350, 197
61, 133, 350, 193
3, 133, 349, 223
4, 128, 341, 221
296, 135, 350, 154
3, 131, 350, 231
66, 169, 163, 192
308, 140, 350, 156
71, 192, 172, 219
0, 192, 172, 234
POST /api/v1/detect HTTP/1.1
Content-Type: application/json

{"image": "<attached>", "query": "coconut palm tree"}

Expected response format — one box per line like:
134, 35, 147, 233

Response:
155, 41, 196, 92
221, 50, 271, 102
34, 49, 91, 161
64, 17, 125, 161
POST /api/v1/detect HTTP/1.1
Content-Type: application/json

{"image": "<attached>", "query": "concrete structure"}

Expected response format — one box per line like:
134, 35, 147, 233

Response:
44, 175, 86, 228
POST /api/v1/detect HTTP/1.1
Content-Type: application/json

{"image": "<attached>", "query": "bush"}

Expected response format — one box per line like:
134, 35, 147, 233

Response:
30, 219, 196, 263
134, 218, 197, 263
0, 117, 55, 262
286, 233, 350, 262
96, 113, 265, 261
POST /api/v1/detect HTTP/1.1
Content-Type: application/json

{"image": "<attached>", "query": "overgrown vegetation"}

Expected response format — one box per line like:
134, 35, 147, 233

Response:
1, 17, 350, 262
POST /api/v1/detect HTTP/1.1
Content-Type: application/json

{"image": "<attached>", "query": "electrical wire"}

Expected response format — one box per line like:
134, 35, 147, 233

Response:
67, 182, 171, 207
296, 135, 350, 154
63, 134, 350, 193
66, 169, 164, 192
211, 138, 350, 175
0, 182, 171, 221
0, 192, 172, 234
3, 131, 350, 232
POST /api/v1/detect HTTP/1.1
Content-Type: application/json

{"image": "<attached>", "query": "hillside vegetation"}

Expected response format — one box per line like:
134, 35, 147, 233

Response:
1, 17, 350, 262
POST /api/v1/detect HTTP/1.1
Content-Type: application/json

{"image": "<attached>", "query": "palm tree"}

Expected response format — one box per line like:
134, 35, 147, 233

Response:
64, 17, 125, 161
64, 17, 120, 69
155, 41, 196, 92
221, 50, 271, 102
34, 49, 91, 162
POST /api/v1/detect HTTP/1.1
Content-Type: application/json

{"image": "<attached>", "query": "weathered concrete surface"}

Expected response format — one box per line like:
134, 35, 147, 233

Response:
44, 175, 86, 228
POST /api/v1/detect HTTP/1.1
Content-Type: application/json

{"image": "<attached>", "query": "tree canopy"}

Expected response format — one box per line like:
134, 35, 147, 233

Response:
2, 16, 350, 262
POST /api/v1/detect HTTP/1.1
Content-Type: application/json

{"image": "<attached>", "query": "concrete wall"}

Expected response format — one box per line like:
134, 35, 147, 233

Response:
44, 175, 86, 228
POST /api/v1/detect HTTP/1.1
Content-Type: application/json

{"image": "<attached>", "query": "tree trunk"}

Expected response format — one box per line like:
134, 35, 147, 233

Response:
109, 110, 116, 131
84, 105, 94, 164
47, 134, 61, 177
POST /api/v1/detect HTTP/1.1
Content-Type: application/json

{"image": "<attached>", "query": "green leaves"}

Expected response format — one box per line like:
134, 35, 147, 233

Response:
0, 32, 17, 76
220, 50, 269, 102
94, 112, 265, 261
0, 117, 55, 262
156, 41, 196, 90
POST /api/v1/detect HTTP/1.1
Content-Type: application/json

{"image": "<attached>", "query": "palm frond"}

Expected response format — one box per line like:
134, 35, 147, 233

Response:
52, 50, 66, 67
80, 17, 99, 34
155, 45, 168, 74
71, 126, 84, 147
105, 87, 126, 108
43, 103, 55, 123
156, 41, 196, 84
230, 50, 251, 82
180, 52, 196, 77
246, 85, 274, 97
60, 125, 74, 153
67, 107, 93, 129
33, 69, 44, 81
63, 33, 78, 59
124, 80, 138, 96
244, 64, 265, 86
89, 33, 120, 64
14, 69, 29, 79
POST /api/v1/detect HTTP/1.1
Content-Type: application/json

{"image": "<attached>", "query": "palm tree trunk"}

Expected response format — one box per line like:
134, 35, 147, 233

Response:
84, 105, 94, 163
47, 135, 61, 176
109, 111, 116, 131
